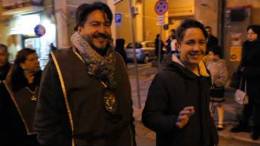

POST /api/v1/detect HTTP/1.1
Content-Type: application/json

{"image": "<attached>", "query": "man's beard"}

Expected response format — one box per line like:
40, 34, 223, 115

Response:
83, 33, 112, 56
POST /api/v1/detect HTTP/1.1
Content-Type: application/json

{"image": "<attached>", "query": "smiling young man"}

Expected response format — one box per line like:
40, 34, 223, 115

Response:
142, 19, 218, 146
34, 2, 136, 146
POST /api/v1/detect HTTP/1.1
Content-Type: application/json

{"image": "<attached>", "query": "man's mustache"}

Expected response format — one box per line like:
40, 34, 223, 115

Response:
93, 33, 112, 40
189, 51, 205, 56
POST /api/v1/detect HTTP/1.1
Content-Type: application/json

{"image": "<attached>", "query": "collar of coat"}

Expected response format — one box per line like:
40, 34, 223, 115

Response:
167, 54, 210, 78
70, 31, 117, 89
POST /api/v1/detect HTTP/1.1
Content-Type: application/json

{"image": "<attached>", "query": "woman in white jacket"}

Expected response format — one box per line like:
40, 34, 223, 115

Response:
206, 47, 228, 130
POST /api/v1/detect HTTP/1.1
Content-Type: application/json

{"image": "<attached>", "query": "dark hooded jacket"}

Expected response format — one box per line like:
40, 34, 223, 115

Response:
142, 61, 218, 146
0, 69, 41, 146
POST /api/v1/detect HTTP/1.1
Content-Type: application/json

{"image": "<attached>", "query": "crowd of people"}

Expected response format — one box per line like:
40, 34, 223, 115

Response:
0, 2, 135, 146
0, 1, 260, 146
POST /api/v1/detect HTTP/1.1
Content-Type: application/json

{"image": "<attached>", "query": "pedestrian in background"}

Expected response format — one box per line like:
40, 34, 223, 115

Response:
0, 43, 13, 146
142, 19, 218, 146
154, 34, 165, 62
166, 29, 178, 55
115, 38, 127, 64
49, 43, 57, 51
0, 44, 11, 82
3, 48, 41, 146
34, 2, 136, 146
206, 46, 228, 130
205, 26, 221, 57
231, 25, 260, 140
164, 29, 179, 64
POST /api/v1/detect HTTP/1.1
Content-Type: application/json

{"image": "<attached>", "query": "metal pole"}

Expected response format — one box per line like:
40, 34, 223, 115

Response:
219, 0, 226, 58
128, 0, 142, 109
158, 25, 163, 70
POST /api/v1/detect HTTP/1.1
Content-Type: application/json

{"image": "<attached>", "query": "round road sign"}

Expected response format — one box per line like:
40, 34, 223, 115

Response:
154, 0, 168, 15
34, 24, 46, 37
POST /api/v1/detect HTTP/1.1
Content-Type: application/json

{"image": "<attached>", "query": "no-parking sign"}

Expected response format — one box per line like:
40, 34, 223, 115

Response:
154, 0, 168, 16
115, 13, 122, 25
34, 24, 46, 37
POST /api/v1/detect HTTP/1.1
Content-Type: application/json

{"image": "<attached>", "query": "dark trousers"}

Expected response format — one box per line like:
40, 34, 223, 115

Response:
253, 103, 260, 134
240, 98, 253, 127
246, 79, 260, 134
240, 97, 260, 134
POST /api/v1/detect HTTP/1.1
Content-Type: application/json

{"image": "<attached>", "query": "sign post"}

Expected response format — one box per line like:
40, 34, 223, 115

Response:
128, 0, 142, 109
154, 0, 168, 69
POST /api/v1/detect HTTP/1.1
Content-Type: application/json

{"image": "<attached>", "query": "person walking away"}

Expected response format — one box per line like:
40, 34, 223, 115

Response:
34, 2, 136, 146
155, 34, 165, 62
205, 26, 220, 56
115, 38, 127, 64
206, 46, 228, 130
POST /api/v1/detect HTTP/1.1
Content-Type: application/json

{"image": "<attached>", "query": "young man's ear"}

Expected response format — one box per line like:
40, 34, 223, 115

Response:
20, 63, 26, 70
176, 42, 180, 52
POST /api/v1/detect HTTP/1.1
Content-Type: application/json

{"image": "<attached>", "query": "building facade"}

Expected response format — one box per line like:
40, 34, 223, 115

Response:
1, 0, 260, 72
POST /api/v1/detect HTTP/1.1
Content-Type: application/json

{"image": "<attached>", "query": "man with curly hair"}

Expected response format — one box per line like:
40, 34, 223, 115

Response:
34, 2, 136, 146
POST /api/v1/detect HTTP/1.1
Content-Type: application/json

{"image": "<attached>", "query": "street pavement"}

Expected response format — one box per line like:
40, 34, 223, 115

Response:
127, 62, 260, 146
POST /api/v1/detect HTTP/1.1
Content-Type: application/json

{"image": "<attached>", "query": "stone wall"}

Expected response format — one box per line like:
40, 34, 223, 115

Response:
114, 0, 132, 44
195, 0, 219, 36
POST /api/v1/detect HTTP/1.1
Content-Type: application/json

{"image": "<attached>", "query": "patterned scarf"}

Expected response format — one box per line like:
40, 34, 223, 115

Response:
70, 31, 117, 89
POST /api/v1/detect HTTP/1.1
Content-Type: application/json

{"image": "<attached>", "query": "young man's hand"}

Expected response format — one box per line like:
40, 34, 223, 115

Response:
176, 106, 195, 128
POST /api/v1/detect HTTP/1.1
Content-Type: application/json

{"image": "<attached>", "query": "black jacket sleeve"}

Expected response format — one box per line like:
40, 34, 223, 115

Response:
34, 59, 71, 146
142, 74, 179, 133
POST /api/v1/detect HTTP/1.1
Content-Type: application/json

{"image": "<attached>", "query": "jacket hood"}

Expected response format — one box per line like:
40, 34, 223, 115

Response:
164, 55, 210, 79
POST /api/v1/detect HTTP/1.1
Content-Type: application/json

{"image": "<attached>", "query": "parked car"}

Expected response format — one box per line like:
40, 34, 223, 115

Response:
125, 41, 156, 63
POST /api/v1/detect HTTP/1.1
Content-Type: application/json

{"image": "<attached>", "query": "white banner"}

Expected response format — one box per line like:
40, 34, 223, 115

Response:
113, 0, 122, 5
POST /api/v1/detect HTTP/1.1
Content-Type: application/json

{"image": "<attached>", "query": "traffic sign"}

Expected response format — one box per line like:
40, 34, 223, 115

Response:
34, 24, 46, 37
115, 13, 122, 25
156, 15, 165, 26
154, 0, 168, 15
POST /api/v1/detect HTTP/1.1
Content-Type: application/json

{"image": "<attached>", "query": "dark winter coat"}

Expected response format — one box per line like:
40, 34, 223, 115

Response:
34, 49, 136, 146
115, 38, 127, 64
240, 40, 260, 103
0, 70, 41, 146
155, 38, 165, 57
0, 83, 27, 146
0, 63, 11, 81
206, 35, 218, 54
142, 61, 218, 146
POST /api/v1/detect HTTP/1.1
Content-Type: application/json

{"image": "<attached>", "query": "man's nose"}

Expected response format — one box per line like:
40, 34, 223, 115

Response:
193, 43, 200, 51
97, 24, 106, 33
